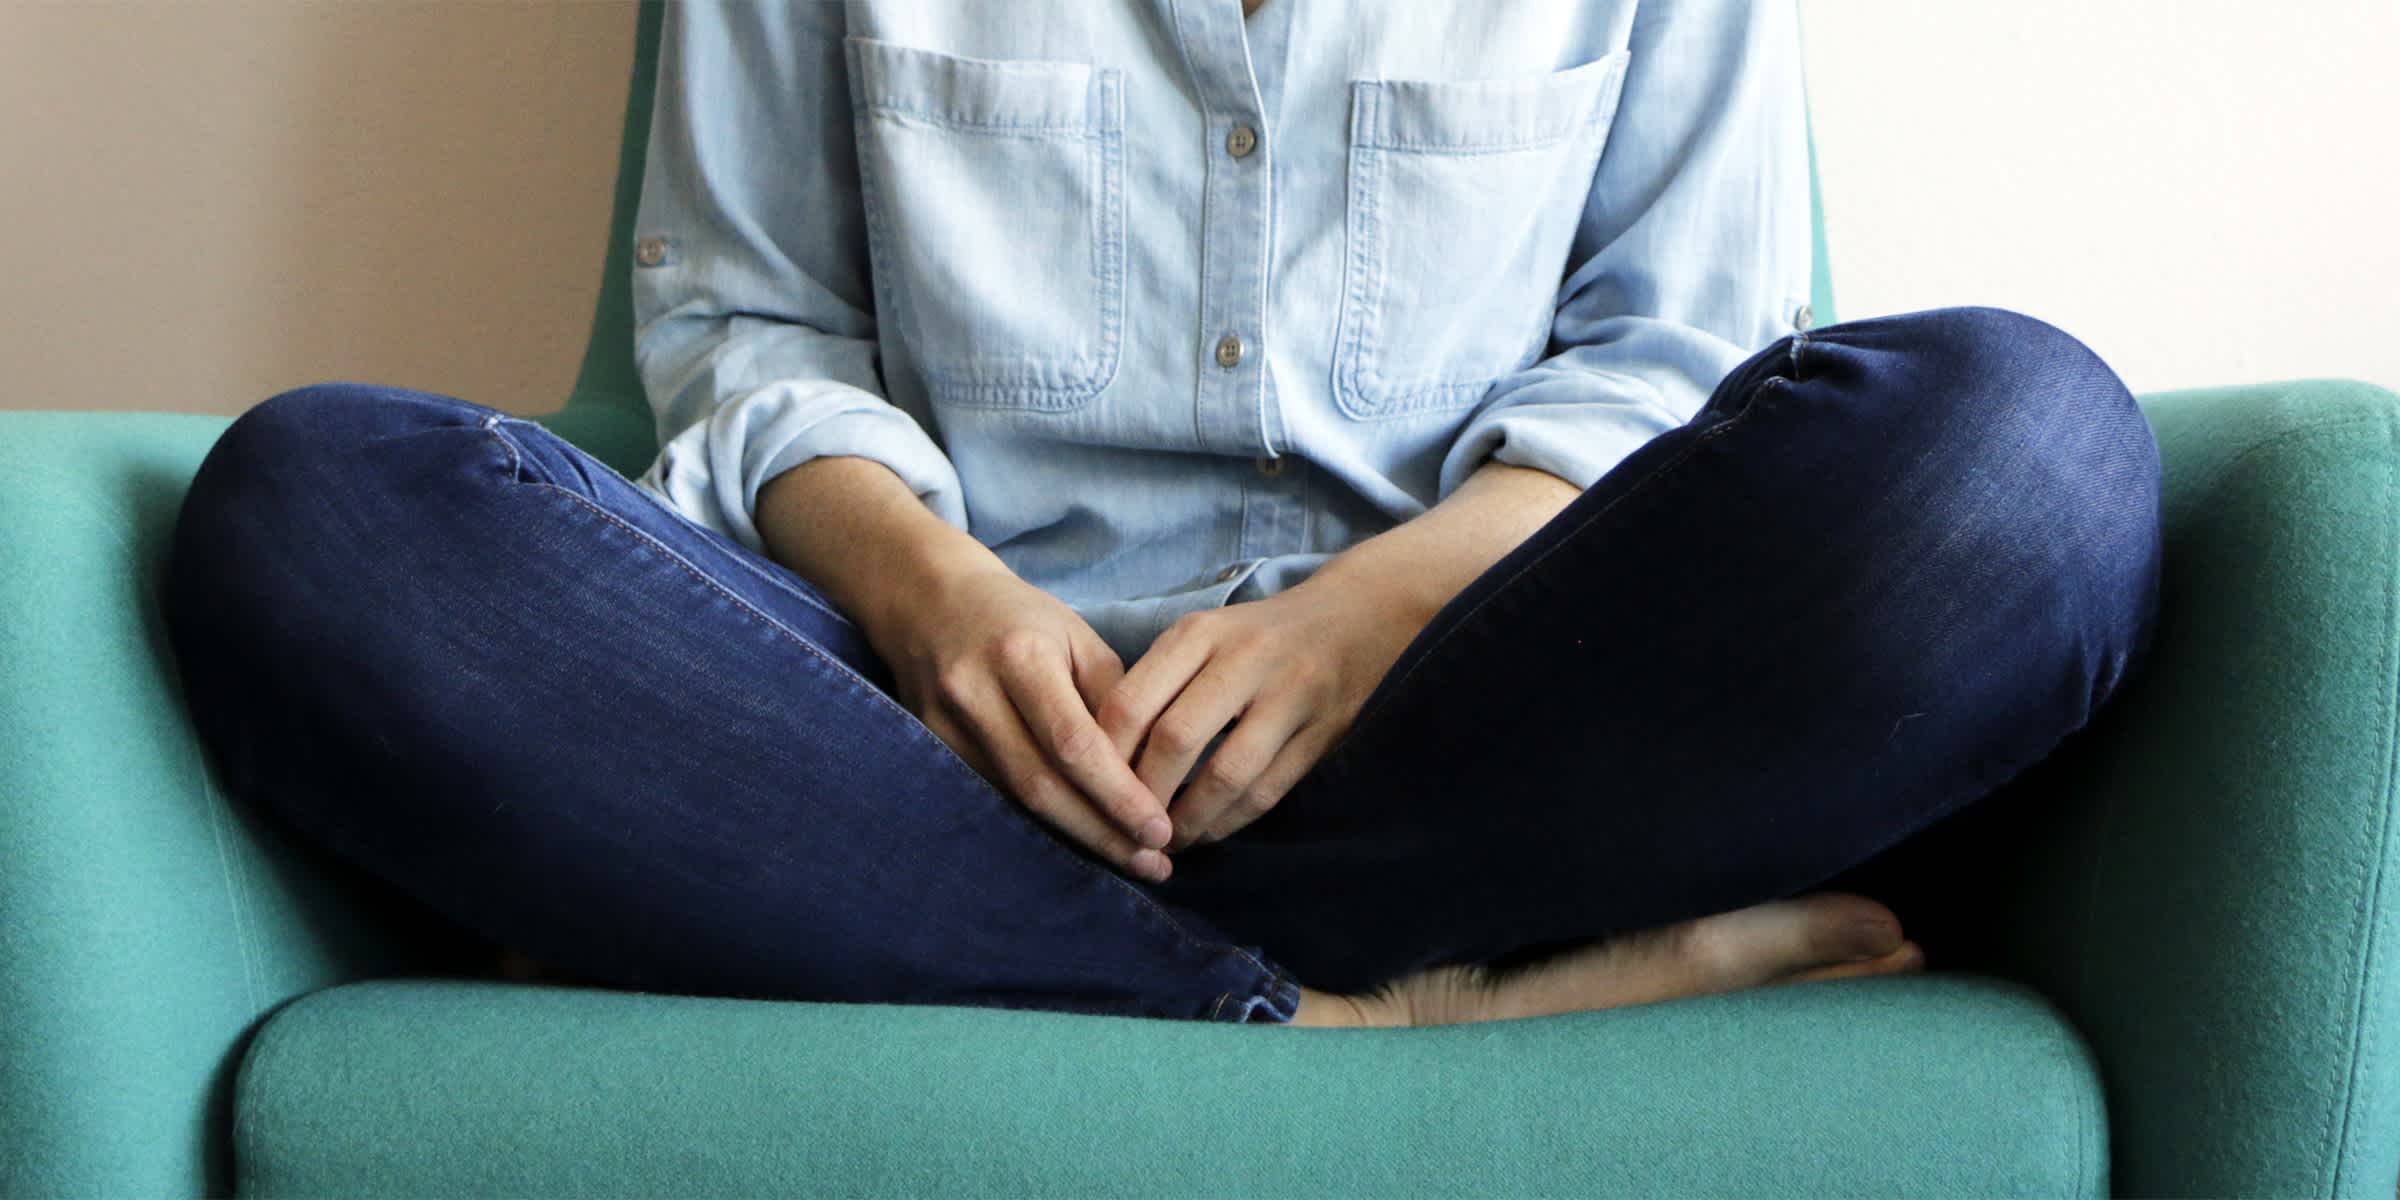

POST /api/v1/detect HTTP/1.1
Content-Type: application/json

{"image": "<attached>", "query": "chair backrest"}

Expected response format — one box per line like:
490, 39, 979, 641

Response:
533, 0, 668, 476
539, 0, 1837, 473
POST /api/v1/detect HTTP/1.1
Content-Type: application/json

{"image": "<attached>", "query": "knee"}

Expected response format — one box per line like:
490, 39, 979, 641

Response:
199, 382, 470, 486
1804, 306, 2162, 699
171, 383, 488, 611
1884, 305, 2152, 477
1918, 304, 2158, 564
1831, 305, 2159, 551
184, 383, 498, 529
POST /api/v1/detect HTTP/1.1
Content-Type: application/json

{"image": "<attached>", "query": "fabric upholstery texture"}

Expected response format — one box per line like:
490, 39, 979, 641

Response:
6, 0, 2398, 1194
1958, 378, 2400, 1197
231, 974, 2102, 1199
0, 414, 484, 1197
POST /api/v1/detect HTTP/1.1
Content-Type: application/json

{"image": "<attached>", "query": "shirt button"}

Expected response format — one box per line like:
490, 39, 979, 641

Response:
1214, 333, 1244, 369
1226, 123, 1258, 159
1254, 455, 1284, 478
1792, 303, 1815, 332
1215, 563, 1244, 583
635, 235, 668, 268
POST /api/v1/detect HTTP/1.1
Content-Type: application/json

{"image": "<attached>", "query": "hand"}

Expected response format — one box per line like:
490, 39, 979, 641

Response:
864, 560, 1176, 882
1097, 575, 1423, 851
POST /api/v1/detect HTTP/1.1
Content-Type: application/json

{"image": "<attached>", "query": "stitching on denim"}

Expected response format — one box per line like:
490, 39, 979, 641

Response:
664, 524, 857, 632
852, 91, 1123, 413
1332, 86, 1387, 419
508, 478, 1275, 985
1352, 57, 1627, 155
1354, 374, 1787, 724
1358, 129, 1584, 155
866, 107, 1092, 138
487, 417, 867, 633
479, 412, 522, 480
1334, 79, 1620, 419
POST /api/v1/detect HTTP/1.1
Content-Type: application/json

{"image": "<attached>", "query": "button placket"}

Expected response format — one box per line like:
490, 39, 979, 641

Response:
1171, 0, 1277, 461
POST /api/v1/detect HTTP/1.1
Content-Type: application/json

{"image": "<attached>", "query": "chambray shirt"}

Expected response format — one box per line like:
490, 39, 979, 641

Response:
629, 0, 1813, 664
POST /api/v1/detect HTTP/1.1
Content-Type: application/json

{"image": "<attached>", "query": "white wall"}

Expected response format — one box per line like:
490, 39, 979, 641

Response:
1800, 0, 2400, 396
2, 1, 2391, 417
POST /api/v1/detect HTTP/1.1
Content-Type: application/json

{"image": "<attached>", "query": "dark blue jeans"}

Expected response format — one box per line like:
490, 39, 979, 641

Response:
161, 306, 2161, 1023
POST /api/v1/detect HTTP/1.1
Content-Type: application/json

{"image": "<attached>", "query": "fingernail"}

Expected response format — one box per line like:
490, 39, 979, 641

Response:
1132, 849, 1171, 882
1138, 815, 1173, 849
1847, 918, 1903, 961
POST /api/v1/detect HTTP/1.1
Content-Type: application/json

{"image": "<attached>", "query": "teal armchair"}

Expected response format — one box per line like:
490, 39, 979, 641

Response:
6, 4, 2396, 1195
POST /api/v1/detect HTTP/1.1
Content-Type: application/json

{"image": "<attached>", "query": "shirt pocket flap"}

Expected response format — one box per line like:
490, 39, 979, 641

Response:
847, 36, 1100, 133
1351, 50, 1631, 151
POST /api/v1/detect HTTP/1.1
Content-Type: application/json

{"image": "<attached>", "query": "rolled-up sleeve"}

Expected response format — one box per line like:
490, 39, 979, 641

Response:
630, 0, 966, 553
1439, 0, 1813, 499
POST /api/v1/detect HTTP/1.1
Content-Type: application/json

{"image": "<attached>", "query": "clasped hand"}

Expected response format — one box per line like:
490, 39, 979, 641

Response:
871, 563, 1416, 883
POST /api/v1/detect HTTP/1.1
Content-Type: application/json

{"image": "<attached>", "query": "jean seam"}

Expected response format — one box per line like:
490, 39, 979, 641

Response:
1351, 371, 1789, 730
490, 416, 864, 636
478, 413, 523, 479
476, 442, 1282, 999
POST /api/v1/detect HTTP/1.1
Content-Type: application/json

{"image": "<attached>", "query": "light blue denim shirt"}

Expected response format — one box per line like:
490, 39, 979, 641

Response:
629, 0, 1812, 664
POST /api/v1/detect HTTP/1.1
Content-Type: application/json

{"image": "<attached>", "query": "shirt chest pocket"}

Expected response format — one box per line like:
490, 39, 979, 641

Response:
845, 37, 1126, 411
1334, 51, 1631, 419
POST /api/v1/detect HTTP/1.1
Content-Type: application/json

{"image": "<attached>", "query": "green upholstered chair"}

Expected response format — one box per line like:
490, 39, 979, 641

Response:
6, 4, 2397, 1195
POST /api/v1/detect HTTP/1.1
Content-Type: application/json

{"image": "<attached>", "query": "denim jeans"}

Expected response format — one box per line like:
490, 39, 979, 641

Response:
161, 305, 2161, 1022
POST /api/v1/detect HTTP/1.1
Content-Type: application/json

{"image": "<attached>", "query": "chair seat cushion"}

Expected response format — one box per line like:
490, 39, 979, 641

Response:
233, 972, 2104, 1197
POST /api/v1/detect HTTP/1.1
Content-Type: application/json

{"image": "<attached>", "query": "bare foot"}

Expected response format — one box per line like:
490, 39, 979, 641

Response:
1289, 891, 1924, 1027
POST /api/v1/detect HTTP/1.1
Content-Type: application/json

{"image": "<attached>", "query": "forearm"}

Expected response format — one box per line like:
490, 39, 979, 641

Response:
754, 455, 1003, 642
1296, 461, 1583, 629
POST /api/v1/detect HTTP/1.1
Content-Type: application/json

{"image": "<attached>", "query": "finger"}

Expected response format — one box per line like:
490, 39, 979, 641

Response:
1132, 659, 1257, 811
994, 636, 1173, 850
920, 706, 996, 781
1185, 712, 1336, 849
1068, 632, 1126, 717
1097, 627, 1210, 762
1166, 695, 1311, 851
957, 667, 1172, 883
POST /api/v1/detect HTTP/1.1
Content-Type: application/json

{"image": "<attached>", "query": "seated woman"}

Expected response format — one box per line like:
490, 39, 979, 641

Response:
160, 0, 2160, 1026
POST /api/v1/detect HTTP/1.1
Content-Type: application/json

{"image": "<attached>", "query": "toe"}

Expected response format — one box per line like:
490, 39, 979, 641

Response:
1682, 891, 1907, 989
1775, 939, 1928, 986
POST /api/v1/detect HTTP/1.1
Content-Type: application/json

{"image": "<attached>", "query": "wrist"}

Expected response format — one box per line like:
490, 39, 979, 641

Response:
1293, 544, 1452, 635
826, 531, 993, 656
755, 456, 1004, 647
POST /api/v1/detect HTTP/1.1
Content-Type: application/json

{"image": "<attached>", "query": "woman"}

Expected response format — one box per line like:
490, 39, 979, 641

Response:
161, 0, 2161, 1027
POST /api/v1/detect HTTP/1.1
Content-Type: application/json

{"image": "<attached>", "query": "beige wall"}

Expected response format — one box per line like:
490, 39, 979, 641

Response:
0, 0, 635, 418
3, 1, 2393, 424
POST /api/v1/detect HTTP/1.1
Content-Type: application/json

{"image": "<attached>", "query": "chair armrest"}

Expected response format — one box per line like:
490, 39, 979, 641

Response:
0, 411, 474, 1198
1882, 379, 2400, 1198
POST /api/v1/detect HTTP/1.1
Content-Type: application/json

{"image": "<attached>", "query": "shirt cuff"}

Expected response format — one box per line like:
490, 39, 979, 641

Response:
1438, 387, 1684, 499
638, 381, 968, 554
